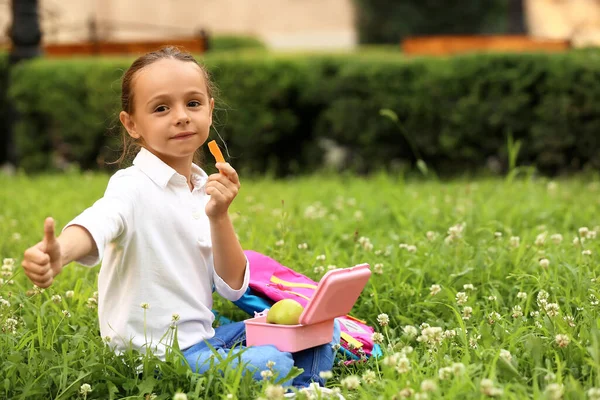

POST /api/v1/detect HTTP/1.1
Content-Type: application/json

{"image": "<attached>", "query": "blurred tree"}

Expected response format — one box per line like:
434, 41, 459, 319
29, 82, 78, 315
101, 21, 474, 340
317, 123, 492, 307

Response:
353, 0, 508, 44
508, 0, 526, 33
1, 0, 42, 168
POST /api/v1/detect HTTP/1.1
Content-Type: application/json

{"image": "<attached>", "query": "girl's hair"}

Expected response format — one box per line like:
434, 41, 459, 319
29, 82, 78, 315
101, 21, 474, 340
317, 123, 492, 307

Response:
113, 46, 216, 166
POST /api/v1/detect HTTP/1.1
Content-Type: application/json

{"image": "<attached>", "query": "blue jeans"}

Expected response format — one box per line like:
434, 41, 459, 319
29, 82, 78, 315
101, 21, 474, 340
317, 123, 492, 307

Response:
182, 320, 341, 387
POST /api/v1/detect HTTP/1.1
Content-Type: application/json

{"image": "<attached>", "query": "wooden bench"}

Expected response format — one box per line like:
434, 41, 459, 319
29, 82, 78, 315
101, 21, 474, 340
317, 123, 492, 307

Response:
402, 35, 570, 56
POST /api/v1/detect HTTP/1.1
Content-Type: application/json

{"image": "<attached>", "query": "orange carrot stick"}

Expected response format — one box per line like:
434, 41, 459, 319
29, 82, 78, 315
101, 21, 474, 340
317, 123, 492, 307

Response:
208, 140, 226, 163
208, 140, 226, 174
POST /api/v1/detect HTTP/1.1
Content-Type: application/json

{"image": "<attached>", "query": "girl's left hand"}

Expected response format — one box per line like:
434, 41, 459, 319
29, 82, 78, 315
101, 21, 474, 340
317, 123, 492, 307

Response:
205, 162, 240, 219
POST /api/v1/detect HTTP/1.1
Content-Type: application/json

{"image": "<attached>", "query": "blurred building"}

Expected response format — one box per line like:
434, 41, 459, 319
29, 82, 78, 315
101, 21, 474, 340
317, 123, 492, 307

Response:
526, 0, 600, 47
1, 0, 599, 50
0, 0, 357, 50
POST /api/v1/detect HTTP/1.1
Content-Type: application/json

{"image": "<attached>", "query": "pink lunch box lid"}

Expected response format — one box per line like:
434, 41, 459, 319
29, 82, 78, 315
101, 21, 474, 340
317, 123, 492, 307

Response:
298, 263, 371, 326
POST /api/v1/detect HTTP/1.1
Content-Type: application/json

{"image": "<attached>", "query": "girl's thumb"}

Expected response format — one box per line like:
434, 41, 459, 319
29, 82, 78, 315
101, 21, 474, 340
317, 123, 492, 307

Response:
43, 217, 56, 245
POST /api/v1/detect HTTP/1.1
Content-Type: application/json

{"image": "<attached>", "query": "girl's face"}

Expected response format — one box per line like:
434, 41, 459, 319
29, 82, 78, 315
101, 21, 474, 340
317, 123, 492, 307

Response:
120, 58, 214, 168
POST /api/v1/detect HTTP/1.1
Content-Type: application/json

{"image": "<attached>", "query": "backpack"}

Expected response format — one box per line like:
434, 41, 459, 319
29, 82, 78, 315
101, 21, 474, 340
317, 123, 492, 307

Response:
233, 250, 382, 362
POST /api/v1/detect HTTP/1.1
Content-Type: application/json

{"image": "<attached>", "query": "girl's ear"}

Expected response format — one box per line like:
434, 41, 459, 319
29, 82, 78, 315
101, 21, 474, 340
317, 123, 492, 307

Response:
208, 98, 215, 127
119, 111, 140, 139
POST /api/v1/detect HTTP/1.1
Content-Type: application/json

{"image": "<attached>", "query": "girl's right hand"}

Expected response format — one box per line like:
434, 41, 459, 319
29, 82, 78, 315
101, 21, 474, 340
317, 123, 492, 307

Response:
22, 217, 63, 288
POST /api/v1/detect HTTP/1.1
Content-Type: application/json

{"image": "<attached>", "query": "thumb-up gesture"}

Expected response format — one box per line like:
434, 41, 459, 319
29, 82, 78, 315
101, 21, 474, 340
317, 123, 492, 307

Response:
22, 217, 63, 288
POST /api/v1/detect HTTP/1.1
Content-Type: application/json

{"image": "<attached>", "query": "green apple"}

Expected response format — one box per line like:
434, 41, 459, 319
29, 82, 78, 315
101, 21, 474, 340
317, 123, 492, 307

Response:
266, 299, 304, 325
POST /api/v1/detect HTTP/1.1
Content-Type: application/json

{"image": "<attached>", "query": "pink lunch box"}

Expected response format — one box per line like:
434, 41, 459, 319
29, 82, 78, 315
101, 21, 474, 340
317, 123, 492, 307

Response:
244, 263, 371, 352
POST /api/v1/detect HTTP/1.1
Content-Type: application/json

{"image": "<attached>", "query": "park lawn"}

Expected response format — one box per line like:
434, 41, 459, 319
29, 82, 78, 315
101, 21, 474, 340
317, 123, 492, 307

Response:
1, 170, 600, 399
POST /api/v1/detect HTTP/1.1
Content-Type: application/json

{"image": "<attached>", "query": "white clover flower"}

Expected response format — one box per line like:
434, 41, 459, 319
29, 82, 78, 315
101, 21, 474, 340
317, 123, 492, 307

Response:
319, 370, 333, 379
510, 236, 521, 248
480, 379, 503, 397
443, 329, 456, 339
313, 266, 325, 275
452, 362, 466, 376
517, 291, 527, 300
426, 231, 438, 241
140, 302, 150, 310
86, 298, 97, 308
171, 313, 180, 322
3, 318, 18, 334
488, 295, 497, 301
430, 284, 441, 296
512, 305, 523, 318
260, 369, 274, 380
327, 265, 337, 271
545, 303, 560, 317
535, 232, 548, 246
591, 294, 599, 306
372, 332, 384, 344
406, 245, 417, 253
297, 243, 308, 250
462, 306, 473, 320
551, 234, 563, 244
563, 315, 575, 327
456, 292, 468, 305
79, 383, 92, 395
403, 325, 418, 338
401, 345, 414, 355
51, 295, 62, 303
275, 239, 284, 247
377, 313, 389, 327
340, 375, 361, 390
555, 334, 570, 348
574, 237, 584, 246
373, 263, 384, 275
265, 385, 285, 400
65, 290, 74, 298
463, 283, 475, 291
398, 388, 415, 398
487, 312, 501, 324
469, 335, 481, 349
62, 310, 71, 318
539, 258, 550, 268
396, 356, 411, 374
361, 369, 377, 384
438, 367, 453, 380
544, 383, 564, 400
420, 379, 437, 392
316, 254, 326, 261
589, 230, 598, 239
580, 227, 590, 238
500, 349, 512, 363
173, 393, 187, 400
417, 327, 443, 347
583, 249, 592, 256
494, 232, 503, 239
587, 387, 600, 400
545, 372, 556, 382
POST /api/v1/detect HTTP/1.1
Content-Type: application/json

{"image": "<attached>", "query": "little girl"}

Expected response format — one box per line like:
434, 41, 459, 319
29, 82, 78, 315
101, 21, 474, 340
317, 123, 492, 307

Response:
21, 46, 340, 394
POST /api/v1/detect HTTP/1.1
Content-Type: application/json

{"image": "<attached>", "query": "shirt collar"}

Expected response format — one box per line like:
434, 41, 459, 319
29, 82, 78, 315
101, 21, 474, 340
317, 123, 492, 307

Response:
132, 147, 208, 189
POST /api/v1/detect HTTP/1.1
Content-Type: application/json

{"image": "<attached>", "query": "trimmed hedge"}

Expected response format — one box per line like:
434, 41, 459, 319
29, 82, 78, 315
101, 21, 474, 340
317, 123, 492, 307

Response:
7, 50, 600, 175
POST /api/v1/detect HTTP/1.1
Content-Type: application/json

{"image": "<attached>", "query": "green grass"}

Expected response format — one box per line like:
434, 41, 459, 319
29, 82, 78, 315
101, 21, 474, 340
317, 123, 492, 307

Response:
2, 170, 600, 399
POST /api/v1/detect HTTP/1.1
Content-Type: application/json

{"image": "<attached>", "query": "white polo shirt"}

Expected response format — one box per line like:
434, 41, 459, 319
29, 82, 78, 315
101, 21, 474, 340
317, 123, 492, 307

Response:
66, 147, 249, 359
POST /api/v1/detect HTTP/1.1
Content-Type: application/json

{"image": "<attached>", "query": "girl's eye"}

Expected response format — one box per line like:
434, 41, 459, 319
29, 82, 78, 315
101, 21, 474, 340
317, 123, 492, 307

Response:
154, 105, 168, 113
188, 100, 201, 107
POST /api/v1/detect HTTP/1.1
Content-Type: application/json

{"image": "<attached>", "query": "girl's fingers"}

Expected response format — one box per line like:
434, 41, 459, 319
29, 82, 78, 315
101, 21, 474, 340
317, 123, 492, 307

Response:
206, 180, 234, 199
207, 174, 240, 195
214, 163, 240, 185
